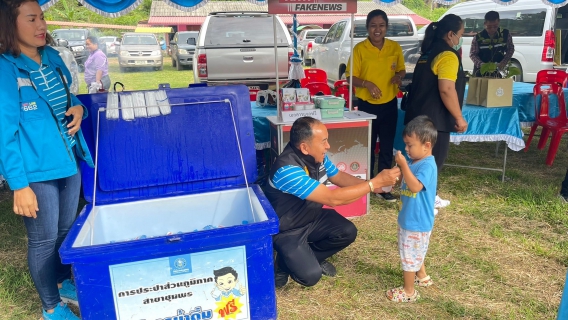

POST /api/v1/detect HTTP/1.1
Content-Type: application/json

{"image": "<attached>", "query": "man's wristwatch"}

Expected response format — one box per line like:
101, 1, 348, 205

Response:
367, 180, 374, 192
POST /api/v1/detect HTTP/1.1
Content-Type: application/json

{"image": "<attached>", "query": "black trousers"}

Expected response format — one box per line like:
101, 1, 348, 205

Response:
358, 98, 398, 177
561, 169, 568, 196
433, 131, 451, 172
273, 209, 357, 287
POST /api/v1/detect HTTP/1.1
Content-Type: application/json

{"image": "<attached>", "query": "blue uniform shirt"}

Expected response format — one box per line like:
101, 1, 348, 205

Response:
397, 155, 437, 232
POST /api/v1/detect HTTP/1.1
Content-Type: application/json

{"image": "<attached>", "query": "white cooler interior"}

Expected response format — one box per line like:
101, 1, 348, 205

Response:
72, 188, 268, 247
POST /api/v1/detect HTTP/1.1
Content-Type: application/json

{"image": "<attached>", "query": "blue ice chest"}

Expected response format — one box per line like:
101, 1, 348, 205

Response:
60, 85, 279, 320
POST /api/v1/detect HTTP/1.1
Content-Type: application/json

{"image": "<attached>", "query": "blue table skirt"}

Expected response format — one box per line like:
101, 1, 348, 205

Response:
252, 102, 524, 153
465, 81, 568, 126
394, 105, 525, 155
251, 102, 277, 150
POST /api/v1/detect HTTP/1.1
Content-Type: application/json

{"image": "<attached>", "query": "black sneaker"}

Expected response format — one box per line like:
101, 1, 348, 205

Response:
320, 260, 337, 277
560, 194, 568, 204
377, 192, 396, 202
274, 254, 290, 288
274, 266, 289, 288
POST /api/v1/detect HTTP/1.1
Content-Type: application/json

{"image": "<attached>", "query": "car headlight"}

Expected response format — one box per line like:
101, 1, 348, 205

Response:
120, 51, 129, 57
71, 46, 84, 52
178, 49, 188, 55
151, 50, 162, 56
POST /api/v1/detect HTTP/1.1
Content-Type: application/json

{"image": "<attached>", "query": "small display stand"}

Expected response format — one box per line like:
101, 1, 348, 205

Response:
267, 111, 376, 217
59, 85, 279, 320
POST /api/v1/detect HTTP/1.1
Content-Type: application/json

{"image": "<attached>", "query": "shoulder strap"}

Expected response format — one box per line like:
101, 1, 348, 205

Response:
56, 67, 72, 113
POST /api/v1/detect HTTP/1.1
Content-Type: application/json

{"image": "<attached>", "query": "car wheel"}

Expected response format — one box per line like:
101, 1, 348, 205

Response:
172, 58, 176, 67
155, 66, 163, 71
176, 58, 183, 71
120, 66, 126, 73
510, 61, 523, 82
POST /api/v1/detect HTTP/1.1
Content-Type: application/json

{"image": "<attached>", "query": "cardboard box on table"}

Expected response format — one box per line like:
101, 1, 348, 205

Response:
466, 77, 513, 107
59, 85, 279, 320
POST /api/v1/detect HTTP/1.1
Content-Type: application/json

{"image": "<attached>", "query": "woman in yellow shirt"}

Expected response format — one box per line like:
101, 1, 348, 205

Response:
346, 9, 406, 202
403, 14, 468, 209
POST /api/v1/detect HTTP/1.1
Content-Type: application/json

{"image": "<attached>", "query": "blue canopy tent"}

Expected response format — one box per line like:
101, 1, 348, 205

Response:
39, 0, 568, 15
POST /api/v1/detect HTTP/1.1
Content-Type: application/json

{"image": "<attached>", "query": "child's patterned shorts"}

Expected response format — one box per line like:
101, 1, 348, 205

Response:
398, 225, 432, 272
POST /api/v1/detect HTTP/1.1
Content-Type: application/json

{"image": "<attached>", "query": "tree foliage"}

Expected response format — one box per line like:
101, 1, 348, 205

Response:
402, 0, 466, 22
44, 0, 151, 36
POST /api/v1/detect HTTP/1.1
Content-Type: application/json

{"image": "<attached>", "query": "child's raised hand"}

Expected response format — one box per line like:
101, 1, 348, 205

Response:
394, 151, 407, 167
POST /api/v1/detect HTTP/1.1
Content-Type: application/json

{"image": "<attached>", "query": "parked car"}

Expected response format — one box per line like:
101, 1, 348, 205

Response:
416, 24, 427, 49
312, 16, 420, 83
51, 28, 90, 71
170, 31, 199, 71
440, 0, 560, 82
51, 39, 80, 95
99, 36, 120, 56
118, 33, 163, 72
298, 29, 329, 66
193, 11, 293, 86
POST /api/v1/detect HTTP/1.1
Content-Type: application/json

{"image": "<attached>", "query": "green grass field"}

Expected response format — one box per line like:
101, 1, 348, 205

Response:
1, 58, 567, 319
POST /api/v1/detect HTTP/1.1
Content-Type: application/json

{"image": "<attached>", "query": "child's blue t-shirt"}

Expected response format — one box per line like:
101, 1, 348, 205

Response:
397, 155, 437, 232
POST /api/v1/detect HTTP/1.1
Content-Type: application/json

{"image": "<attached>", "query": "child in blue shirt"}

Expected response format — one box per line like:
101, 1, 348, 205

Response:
386, 115, 438, 303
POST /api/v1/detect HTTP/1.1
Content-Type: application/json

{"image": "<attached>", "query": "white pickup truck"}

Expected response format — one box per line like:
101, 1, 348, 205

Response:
193, 12, 293, 87
312, 16, 421, 83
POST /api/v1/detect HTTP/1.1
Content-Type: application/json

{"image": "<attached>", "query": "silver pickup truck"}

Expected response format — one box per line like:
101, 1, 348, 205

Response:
312, 16, 421, 83
193, 12, 293, 86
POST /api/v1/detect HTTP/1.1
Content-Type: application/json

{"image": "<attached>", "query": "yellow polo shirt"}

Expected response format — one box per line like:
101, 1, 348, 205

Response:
431, 51, 459, 81
345, 38, 405, 104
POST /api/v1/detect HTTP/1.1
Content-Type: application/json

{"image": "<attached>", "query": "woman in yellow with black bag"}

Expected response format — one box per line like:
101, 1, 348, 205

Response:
346, 9, 406, 202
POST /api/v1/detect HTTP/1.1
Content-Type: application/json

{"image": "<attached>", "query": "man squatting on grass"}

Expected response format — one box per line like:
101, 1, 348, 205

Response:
264, 117, 401, 288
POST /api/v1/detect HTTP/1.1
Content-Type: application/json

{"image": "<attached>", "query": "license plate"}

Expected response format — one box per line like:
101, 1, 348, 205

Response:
135, 61, 145, 65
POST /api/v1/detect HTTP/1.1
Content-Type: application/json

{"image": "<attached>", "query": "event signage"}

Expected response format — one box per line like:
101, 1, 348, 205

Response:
267, 0, 357, 14
109, 246, 250, 320
280, 109, 322, 122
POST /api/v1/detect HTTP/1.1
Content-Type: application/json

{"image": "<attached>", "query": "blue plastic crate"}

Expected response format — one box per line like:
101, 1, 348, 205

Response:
60, 85, 279, 320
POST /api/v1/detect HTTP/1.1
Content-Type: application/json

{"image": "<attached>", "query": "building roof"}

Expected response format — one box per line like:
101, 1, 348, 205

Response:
149, 14, 430, 26
149, 1, 430, 26
135, 26, 174, 33
150, 0, 416, 17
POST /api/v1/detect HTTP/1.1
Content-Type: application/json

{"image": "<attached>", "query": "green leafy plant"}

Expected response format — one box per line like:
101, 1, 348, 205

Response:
480, 61, 521, 79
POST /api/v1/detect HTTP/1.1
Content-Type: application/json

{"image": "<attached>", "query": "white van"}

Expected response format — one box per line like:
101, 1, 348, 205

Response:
440, 0, 566, 82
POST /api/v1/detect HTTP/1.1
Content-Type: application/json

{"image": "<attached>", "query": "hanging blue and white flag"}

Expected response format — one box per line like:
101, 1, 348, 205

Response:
246, 0, 267, 5
372, 0, 402, 6
163, 0, 209, 12
490, 0, 520, 5
433, 0, 462, 5
541, 0, 568, 7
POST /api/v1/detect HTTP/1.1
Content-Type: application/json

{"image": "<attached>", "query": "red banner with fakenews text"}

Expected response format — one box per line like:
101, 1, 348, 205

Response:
267, 0, 357, 14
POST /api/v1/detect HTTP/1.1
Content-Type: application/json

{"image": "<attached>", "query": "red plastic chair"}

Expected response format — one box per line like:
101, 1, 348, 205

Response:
524, 82, 568, 166
301, 68, 328, 87
305, 82, 332, 96
333, 80, 354, 104
536, 69, 568, 87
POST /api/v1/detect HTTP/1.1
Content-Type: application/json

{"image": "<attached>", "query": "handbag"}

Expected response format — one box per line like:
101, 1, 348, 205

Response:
400, 83, 412, 111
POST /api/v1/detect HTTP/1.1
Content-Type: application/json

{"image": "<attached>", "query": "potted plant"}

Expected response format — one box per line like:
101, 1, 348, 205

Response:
479, 61, 521, 79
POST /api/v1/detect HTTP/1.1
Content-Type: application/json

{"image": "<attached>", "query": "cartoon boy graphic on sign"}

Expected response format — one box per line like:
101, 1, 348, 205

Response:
211, 267, 246, 301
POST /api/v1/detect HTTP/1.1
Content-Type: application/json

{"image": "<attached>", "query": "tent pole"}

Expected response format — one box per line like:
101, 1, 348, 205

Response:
273, 15, 280, 117
349, 13, 354, 111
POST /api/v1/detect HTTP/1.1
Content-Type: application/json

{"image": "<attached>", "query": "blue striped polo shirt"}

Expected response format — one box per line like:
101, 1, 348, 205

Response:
22, 51, 76, 148
271, 154, 339, 200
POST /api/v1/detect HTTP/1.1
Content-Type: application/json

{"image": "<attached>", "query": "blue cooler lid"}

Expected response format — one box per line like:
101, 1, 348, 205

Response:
77, 85, 257, 205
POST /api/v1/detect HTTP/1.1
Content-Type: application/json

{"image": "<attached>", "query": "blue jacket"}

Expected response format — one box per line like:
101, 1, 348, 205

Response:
0, 46, 94, 190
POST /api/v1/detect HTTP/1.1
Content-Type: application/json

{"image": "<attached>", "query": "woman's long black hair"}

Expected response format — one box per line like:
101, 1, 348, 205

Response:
421, 14, 463, 54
